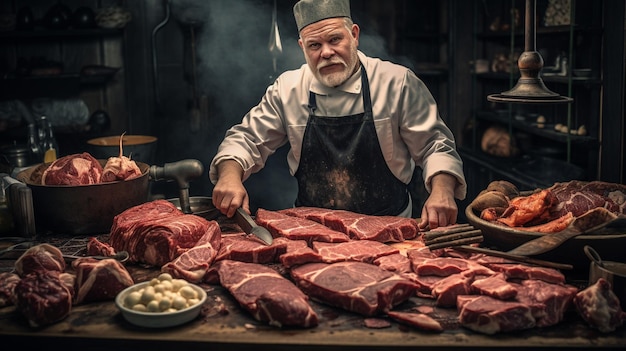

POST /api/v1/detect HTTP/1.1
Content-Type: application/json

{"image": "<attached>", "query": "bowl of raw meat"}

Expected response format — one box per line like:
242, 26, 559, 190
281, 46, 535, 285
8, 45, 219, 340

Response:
465, 181, 626, 274
115, 273, 207, 328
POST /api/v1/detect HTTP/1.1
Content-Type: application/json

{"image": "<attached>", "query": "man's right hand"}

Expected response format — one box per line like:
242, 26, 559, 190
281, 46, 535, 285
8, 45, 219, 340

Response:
212, 160, 249, 217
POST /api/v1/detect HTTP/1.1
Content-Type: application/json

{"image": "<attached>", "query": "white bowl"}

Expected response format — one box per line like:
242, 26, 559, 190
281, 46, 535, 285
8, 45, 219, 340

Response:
115, 281, 207, 328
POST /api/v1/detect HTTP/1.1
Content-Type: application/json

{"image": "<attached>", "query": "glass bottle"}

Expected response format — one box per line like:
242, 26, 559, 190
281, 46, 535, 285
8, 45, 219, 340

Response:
38, 116, 59, 163
27, 123, 43, 163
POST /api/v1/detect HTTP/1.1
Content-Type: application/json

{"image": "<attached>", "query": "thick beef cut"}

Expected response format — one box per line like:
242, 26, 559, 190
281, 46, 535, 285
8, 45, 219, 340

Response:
161, 221, 222, 283
72, 257, 134, 304
109, 200, 213, 266
209, 259, 318, 328
109, 199, 182, 250
42, 152, 103, 185
312, 240, 398, 264
214, 233, 288, 263
280, 206, 419, 242
290, 261, 418, 316
255, 208, 350, 243
14, 244, 65, 277
0, 272, 20, 307
574, 278, 626, 333
13, 270, 74, 328
457, 295, 536, 334
514, 279, 578, 327
549, 180, 626, 217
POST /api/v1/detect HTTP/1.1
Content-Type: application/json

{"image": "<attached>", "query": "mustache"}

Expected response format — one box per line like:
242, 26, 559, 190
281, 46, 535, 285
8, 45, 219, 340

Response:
317, 58, 346, 70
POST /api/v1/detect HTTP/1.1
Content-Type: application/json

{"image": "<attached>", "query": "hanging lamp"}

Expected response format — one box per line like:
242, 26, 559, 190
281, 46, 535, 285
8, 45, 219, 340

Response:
487, 0, 573, 104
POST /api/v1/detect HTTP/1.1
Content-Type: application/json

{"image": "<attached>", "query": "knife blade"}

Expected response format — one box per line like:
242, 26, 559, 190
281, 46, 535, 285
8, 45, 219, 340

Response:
234, 207, 273, 245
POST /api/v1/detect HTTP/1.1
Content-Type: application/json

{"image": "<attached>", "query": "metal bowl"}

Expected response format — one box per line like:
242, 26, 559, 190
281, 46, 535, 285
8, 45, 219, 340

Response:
87, 135, 157, 164
115, 280, 207, 328
465, 202, 626, 274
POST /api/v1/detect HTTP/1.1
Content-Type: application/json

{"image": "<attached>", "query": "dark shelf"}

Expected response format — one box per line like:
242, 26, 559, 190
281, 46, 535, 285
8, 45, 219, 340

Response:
0, 72, 118, 100
475, 111, 598, 146
477, 25, 602, 40
459, 146, 586, 190
0, 28, 123, 42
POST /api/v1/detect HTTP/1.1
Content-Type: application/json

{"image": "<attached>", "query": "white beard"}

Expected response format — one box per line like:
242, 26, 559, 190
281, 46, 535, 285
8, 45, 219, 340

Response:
312, 44, 359, 87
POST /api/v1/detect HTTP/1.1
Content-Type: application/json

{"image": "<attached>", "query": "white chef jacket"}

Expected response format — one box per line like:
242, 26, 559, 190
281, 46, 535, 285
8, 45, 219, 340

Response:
209, 51, 467, 200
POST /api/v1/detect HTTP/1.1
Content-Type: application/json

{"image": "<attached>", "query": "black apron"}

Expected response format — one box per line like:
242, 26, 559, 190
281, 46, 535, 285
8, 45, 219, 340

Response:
294, 66, 408, 216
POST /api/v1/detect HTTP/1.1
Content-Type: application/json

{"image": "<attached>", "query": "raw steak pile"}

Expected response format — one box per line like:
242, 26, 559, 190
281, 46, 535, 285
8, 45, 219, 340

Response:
3, 202, 623, 335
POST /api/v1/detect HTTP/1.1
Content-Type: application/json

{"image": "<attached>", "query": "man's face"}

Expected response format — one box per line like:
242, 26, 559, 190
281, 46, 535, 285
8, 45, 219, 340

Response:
298, 18, 360, 87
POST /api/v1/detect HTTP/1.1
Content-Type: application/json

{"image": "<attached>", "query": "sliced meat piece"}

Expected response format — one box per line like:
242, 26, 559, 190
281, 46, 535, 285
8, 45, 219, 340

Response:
14, 244, 65, 277
312, 240, 398, 264
211, 260, 318, 328
86, 237, 116, 256
387, 311, 443, 332
290, 261, 418, 316
41, 152, 103, 185
0, 272, 20, 307
280, 206, 419, 242
431, 273, 474, 307
278, 206, 335, 225
363, 317, 392, 329
574, 278, 626, 333
13, 270, 73, 328
497, 189, 557, 227
214, 233, 288, 263
514, 279, 578, 327
487, 263, 566, 284
275, 238, 322, 268
373, 253, 412, 274
471, 273, 518, 300
457, 294, 536, 334
161, 221, 222, 283
412, 257, 494, 277
255, 208, 350, 243
71, 257, 134, 304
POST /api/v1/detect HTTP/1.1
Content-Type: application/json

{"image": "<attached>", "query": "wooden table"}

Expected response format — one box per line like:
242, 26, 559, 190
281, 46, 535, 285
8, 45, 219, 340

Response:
1, 236, 625, 350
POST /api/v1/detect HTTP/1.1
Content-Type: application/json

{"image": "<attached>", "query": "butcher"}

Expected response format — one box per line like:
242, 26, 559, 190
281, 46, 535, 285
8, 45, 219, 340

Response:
209, 0, 466, 229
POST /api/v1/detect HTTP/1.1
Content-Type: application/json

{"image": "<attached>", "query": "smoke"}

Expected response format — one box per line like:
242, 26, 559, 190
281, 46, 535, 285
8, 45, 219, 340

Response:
175, 0, 406, 211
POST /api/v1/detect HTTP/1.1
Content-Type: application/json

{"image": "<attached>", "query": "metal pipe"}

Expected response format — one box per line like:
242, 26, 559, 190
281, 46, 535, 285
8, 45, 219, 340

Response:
151, 0, 171, 109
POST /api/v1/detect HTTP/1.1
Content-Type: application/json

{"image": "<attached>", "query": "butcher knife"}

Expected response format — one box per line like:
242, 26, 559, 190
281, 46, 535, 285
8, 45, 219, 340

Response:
234, 207, 273, 245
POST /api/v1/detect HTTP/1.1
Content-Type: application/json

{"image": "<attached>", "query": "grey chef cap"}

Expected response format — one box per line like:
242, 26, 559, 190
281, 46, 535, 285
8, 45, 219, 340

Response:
293, 0, 351, 32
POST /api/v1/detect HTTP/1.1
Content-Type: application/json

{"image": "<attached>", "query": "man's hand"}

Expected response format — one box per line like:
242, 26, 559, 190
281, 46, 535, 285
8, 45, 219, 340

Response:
418, 173, 458, 230
212, 160, 249, 217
